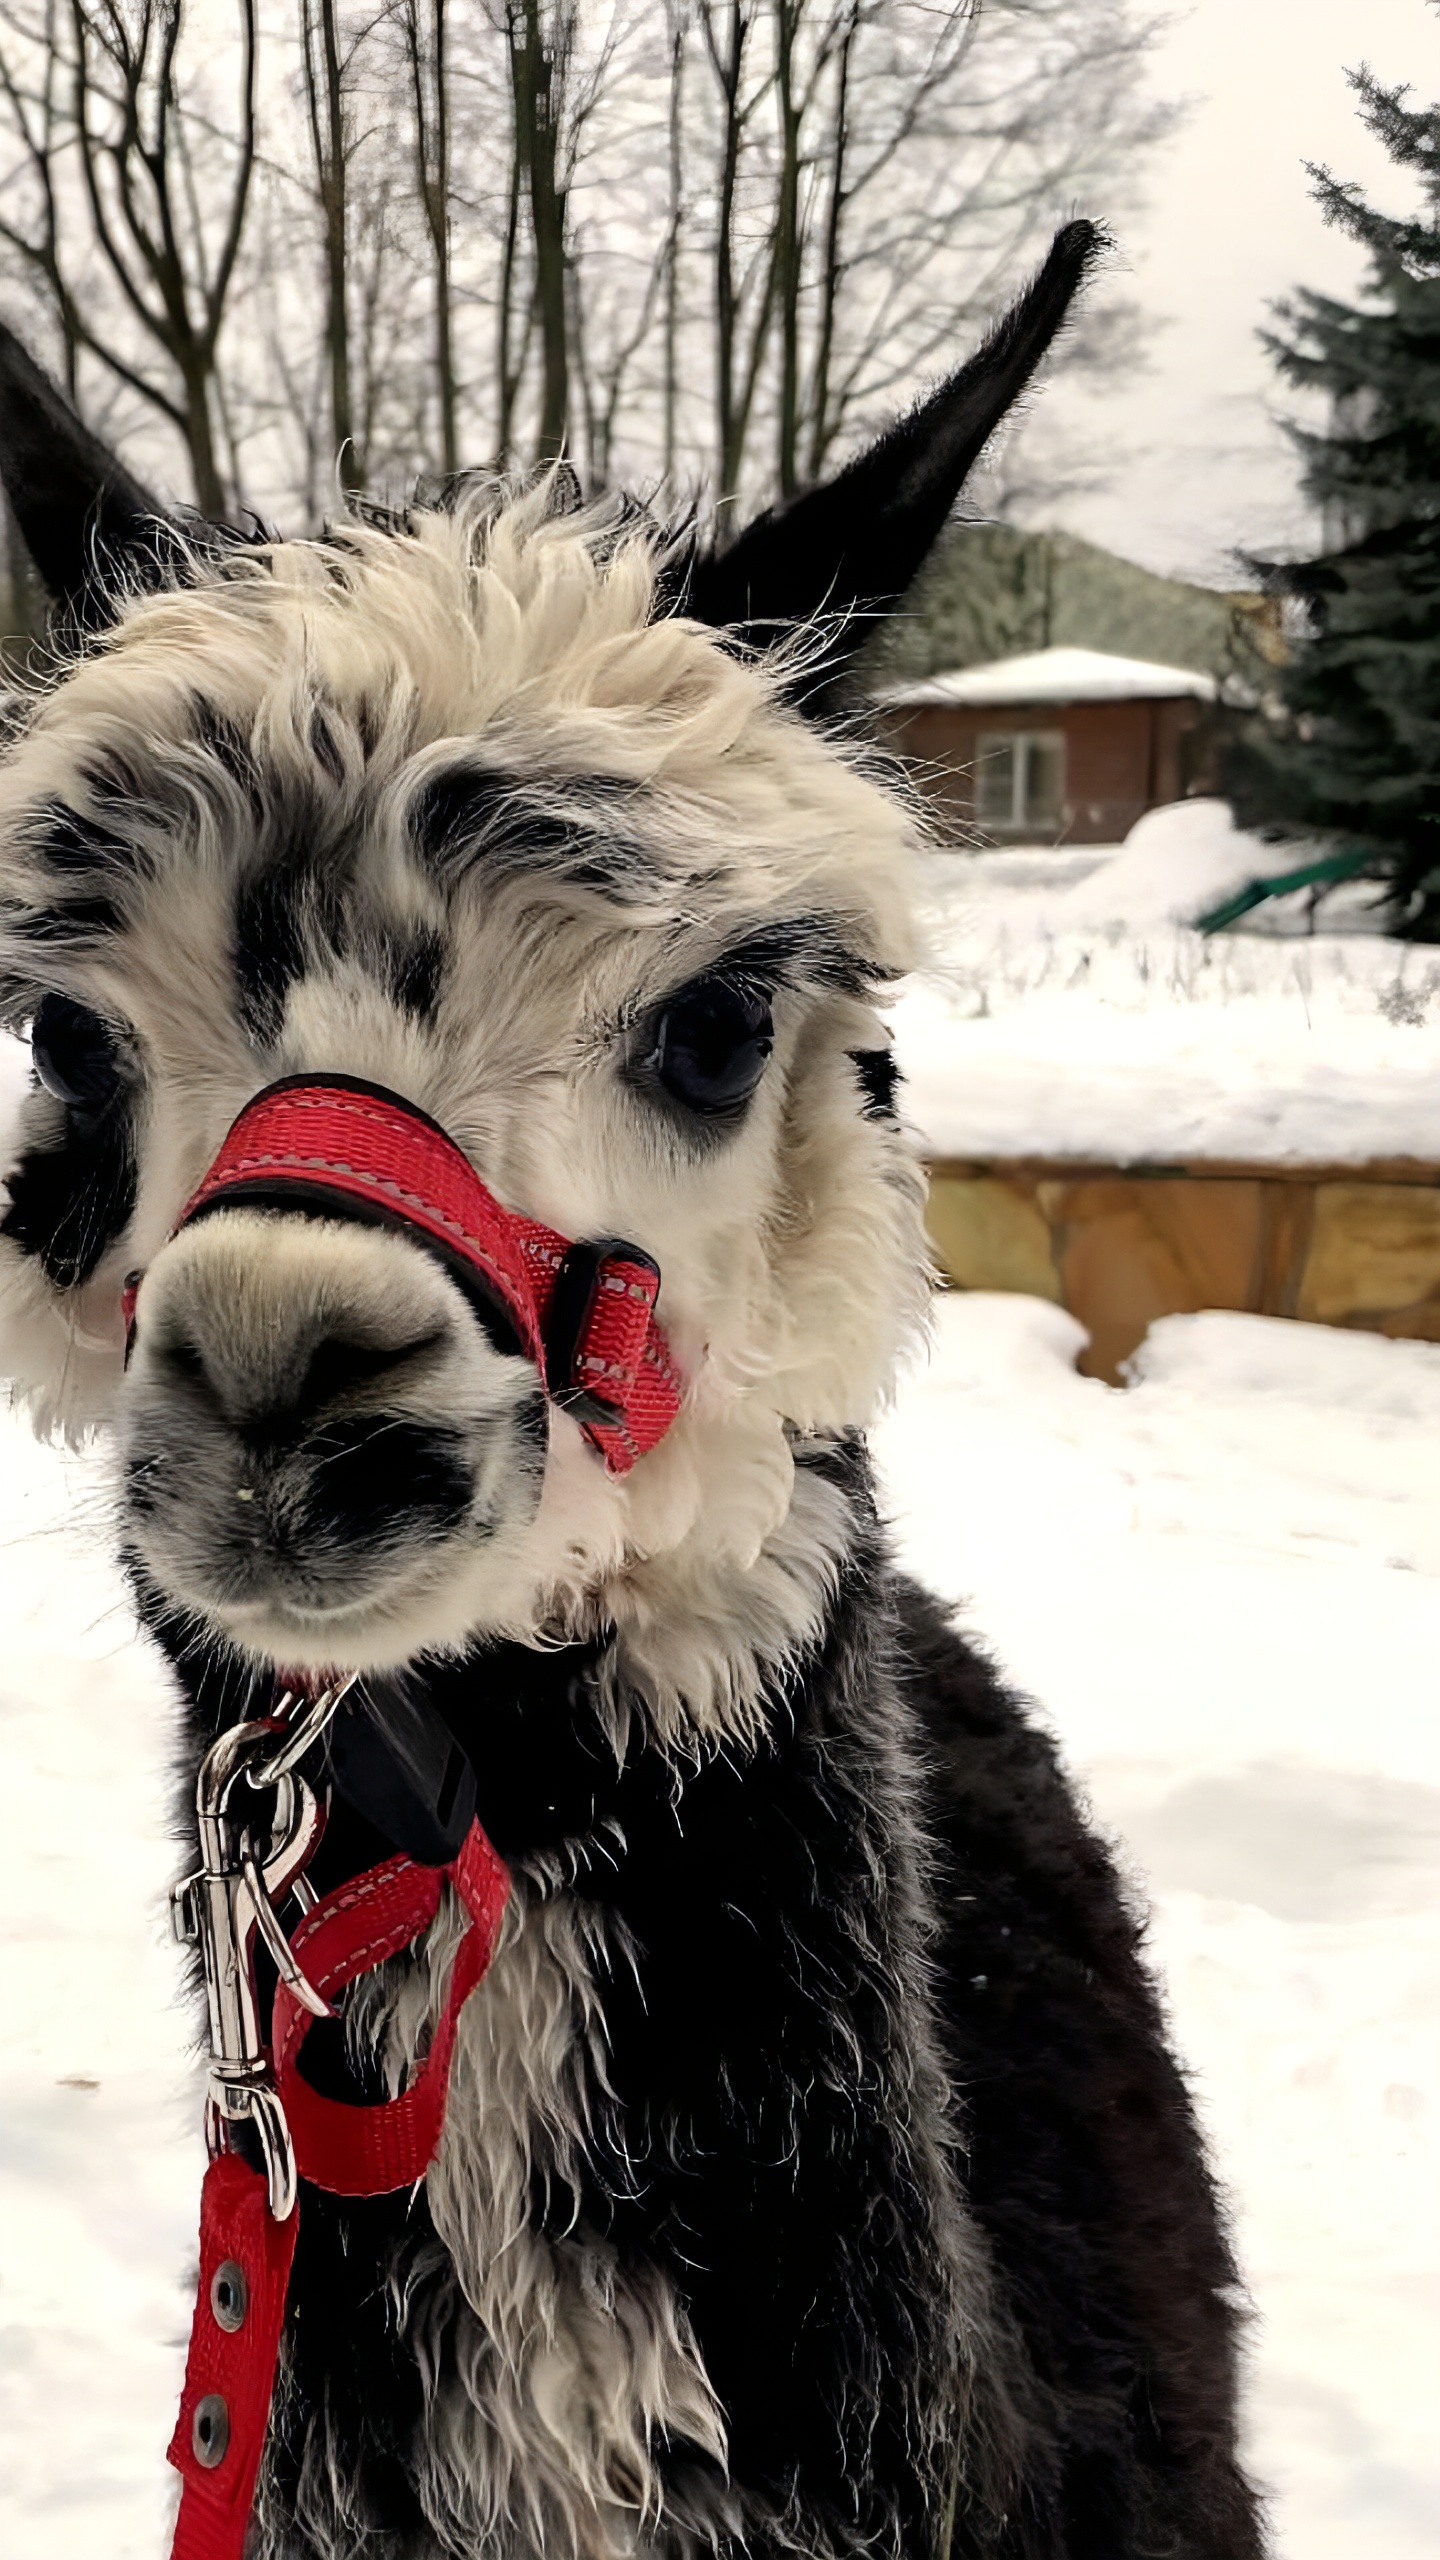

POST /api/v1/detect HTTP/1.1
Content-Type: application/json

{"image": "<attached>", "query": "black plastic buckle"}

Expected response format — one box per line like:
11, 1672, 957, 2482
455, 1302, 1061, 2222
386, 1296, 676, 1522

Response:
325, 1678, 477, 1866
544, 1238, 659, 1427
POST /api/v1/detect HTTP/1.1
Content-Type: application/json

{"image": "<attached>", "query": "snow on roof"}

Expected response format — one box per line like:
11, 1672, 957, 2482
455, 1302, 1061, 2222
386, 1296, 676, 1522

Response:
877, 644, 1217, 709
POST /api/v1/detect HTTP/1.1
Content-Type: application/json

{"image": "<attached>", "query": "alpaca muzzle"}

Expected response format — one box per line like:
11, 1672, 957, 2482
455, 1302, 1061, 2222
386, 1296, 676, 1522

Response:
126, 1072, 683, 1474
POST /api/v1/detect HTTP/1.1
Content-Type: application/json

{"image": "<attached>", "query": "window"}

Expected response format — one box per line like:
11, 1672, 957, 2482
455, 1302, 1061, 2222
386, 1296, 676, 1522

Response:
975, 730, 1066, 834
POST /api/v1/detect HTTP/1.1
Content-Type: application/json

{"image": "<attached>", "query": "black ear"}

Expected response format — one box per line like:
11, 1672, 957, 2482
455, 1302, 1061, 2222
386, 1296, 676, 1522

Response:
0, 321, 184, 632
687, 219, 1107, 708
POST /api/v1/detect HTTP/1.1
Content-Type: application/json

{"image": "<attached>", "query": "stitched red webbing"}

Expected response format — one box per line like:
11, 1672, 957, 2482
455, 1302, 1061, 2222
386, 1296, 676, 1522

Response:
273, 1818, 509, 2195
167, 2155, 297, 2560
166, 1818, 509, 2560
169, 1076, 684, 1475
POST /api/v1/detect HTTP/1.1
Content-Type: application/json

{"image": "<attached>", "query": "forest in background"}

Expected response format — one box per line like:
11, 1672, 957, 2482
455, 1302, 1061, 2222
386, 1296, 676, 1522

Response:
0, 0, 1172, 538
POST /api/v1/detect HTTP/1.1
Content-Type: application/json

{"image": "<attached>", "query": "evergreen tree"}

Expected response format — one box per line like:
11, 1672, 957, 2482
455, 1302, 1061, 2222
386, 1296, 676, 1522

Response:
1227, 56, 1440, 938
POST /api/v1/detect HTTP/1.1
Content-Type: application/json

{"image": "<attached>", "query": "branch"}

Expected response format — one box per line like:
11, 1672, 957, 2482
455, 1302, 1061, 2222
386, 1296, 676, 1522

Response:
203, 0, 257, 351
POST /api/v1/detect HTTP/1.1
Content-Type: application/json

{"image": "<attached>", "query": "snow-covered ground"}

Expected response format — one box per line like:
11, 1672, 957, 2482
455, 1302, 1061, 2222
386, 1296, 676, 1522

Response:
2, 1299, 1436, 2560
1, 807, 1437, 2552
878, 1300, 1440, 2560
897, 809, 1440, 1163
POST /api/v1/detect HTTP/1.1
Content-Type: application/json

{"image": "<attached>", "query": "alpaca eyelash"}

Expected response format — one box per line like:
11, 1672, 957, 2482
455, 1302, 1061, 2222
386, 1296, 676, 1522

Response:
614, 914, 871, 1039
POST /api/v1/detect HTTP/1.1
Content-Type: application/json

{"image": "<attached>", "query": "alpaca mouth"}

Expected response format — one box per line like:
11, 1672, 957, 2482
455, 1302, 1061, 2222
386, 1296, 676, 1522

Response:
114, 1200, 553, 1652
120, 1400, 543, 1650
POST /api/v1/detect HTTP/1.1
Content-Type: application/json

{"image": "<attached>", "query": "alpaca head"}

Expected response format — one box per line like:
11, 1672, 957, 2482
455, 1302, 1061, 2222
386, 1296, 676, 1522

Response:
0, 226, 1100, 1736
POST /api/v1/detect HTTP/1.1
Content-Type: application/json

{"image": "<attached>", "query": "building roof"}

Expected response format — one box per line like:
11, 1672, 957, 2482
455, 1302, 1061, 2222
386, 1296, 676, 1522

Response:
877, 644, 1218, 709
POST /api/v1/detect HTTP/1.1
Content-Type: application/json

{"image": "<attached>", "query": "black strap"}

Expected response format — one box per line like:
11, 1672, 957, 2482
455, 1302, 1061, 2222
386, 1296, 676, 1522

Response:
325, 1678, 477, 1867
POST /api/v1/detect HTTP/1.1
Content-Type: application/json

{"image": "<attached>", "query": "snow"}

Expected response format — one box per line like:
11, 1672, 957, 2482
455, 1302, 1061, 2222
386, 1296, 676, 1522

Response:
874, 1298, 1440, 2560
1052, 797, 1286, 930
0, 1429, 202, 2560
0, 820, 1436, 2551
3, 1301, 1437, 2558
896, 814, 1440, 1163
878, 643, 1218, 707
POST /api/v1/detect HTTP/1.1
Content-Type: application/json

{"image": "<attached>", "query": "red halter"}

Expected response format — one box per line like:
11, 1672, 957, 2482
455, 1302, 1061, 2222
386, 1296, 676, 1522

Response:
133, 1072, 684, 1474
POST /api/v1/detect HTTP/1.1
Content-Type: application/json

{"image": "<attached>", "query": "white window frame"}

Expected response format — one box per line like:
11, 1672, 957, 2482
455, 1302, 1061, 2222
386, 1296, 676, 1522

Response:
974, 728, 1066, 833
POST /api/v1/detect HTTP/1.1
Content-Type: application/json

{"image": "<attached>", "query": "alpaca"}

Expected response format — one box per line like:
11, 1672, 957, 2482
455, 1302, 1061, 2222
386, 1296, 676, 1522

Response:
0, 225, 1264, 2560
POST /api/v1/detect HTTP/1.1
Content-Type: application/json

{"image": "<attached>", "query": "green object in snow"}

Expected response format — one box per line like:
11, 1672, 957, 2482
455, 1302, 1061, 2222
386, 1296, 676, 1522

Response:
1195, 846, 1377, 933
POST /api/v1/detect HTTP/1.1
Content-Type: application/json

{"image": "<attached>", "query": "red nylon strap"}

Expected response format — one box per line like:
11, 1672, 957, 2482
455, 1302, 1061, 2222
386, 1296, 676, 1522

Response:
167, 2155, 298, 2560
170, 1075, 683, 1475
273, 1817, 509, 2195
167, 1819, 508, 2560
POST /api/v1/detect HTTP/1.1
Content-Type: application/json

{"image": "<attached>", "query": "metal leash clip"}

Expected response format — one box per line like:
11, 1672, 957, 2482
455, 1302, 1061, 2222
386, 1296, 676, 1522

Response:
170, 1674, 358, 2219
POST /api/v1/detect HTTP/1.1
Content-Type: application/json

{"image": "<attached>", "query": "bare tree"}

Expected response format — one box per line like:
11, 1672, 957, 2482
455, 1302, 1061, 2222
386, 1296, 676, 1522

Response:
403, 0, 458, 472
0, 0, 85, 398
0, 0, 1175, 537
660, 0, 687, 477
0, 0, 258, 514
686, 0, 1173, 518
300, 0, 364, 488
699, 0, 779, 504
507, 0, 571, 459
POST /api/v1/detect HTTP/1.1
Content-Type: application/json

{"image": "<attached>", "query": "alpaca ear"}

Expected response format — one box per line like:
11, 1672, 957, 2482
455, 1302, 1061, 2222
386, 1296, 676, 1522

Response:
0, 321, 184, 632
687, 220, 1107, 708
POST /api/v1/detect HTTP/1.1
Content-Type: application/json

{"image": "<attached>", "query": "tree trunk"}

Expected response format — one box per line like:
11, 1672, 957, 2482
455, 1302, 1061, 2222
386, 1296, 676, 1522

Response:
182, 361, 227, 518
519, 0, 568, 462
496, 99, 526, 469
304, 0, 358, 490
407, 0, 456, 477
774, 0, 803, 500
712, 1, 745, 503
662, 9, 685, 482
805, 6, 855, 483
431, 0, 455, 475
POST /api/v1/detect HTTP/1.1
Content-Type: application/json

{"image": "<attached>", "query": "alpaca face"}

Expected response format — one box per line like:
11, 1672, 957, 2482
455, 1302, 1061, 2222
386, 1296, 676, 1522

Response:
0, 498, 928, 1714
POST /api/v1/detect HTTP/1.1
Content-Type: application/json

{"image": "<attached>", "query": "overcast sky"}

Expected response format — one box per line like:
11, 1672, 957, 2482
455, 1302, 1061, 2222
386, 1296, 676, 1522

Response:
1036, 0, 1435, 588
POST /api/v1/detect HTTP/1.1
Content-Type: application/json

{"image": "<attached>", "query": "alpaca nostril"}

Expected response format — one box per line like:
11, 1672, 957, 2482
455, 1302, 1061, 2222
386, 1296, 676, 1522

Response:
296, 1328, 447, 1418
153, 1314, 448, 1436
161, 1333, 210, 1387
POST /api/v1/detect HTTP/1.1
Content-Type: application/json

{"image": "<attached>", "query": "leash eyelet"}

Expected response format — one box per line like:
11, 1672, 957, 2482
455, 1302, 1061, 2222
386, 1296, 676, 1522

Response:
210, 2260, 248, 2333
192, 2392, 230, 2468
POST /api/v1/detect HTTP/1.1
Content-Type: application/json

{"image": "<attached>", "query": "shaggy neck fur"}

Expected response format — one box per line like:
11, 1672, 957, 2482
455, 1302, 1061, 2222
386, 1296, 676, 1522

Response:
143, 1439, 1012, 2560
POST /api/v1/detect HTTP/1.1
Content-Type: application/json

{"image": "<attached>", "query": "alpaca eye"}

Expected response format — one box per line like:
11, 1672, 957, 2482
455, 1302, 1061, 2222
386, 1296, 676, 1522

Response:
31, 994, 121, 1111
651, 976, 775, 1116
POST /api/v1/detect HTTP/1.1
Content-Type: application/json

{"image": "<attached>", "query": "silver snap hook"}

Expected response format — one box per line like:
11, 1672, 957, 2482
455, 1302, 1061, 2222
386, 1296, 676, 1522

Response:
210, 2259, 248, 2333
192, 2391, 230, 2468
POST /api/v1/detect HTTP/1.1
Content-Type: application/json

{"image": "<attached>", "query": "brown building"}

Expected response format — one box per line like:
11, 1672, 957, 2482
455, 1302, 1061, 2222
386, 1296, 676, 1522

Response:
878, 645, 1219, 845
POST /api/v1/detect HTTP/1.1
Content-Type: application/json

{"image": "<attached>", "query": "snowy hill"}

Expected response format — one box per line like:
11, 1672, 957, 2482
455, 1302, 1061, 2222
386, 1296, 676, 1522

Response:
896, 811, 1440, 1165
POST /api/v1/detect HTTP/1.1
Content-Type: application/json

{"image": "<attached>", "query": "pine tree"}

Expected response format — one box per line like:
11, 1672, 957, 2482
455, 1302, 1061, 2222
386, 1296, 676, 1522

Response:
1227, 58, 1440, 938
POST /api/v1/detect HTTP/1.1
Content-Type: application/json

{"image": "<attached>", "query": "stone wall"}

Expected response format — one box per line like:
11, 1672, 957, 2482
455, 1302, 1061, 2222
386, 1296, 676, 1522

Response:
924, 1157, 1440, 1382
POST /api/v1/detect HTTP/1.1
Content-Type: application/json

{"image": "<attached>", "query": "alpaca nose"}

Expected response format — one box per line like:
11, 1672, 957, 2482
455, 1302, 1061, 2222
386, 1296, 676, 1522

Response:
121, 1210, 548, 1646
134, 1211, 473, 1440
164, 1311, 442, 1439
167, 1320, 438, 1443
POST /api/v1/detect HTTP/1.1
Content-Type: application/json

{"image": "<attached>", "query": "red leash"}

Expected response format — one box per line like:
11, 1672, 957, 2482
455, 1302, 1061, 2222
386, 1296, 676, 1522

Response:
270, 1821, 507, 2199
166, 1705, 509, 2560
